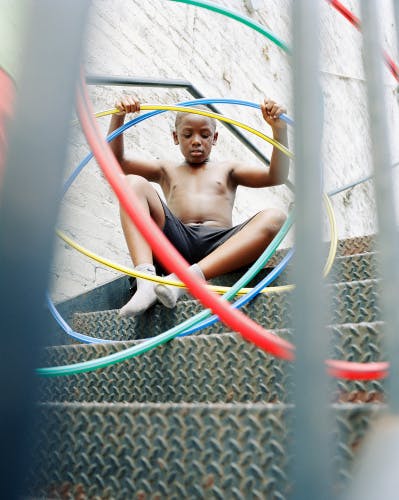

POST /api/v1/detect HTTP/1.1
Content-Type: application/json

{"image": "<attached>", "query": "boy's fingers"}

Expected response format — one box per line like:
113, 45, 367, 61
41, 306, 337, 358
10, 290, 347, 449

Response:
266, 101, 274, 113
272, 105, 286, 119
115, 101, 126, 115
262, 99, 277, 115
115, 97, 140, 114
261, 98, 287, 125
269, 103, 278, 116
127, 96, 140, 111
266, 102, 286, 119
275, 107, 287, 120
260, 103, 266, 116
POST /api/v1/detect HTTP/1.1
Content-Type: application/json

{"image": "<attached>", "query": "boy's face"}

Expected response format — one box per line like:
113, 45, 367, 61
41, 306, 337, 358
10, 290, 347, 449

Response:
173, 114, 218, 165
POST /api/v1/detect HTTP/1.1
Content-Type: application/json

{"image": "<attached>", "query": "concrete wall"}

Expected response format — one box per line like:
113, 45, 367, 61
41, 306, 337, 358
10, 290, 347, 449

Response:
50, 0, 399, 303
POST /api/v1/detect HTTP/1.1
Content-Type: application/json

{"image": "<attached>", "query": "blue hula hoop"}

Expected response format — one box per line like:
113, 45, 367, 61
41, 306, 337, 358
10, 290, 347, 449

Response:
50, 97, 294, 343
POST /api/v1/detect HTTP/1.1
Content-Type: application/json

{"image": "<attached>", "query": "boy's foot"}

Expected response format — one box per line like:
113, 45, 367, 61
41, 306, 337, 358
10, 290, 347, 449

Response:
119, 263, 157, 317
155, 264, 205, 309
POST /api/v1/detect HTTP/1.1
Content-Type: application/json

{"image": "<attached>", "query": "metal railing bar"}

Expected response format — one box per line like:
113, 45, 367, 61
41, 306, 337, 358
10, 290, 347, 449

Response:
360, 0, 399, 413
86, 74, 271, 166
0, 1, 90, 497
291, 1, 332, 498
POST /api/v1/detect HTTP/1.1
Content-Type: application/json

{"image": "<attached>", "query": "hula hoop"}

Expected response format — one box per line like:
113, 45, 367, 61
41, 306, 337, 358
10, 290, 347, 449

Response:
60, 101, 296, 295
46, 293, 112, 344
51, 192, 335, 346
168, 0, 290, 54
41, 1, 389, 379
65, 97, 294, 194
38, 77, 296, 375
327, 0, 399, 82
144, 105, 292, 156
37, 82, 381, 380
169, 0, 399, 83
73, 98, 295, 127
49, 214, 294, 351
0, 67, 15, 183
52, 101, 335, 349
56, 190, 336, 295
59, 100, 338, 295
94, 102, 295, 127
50, 100, 297, 343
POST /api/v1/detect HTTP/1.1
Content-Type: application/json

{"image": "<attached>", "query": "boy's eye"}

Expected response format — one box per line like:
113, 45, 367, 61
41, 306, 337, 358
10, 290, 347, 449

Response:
183, 133, 191, 138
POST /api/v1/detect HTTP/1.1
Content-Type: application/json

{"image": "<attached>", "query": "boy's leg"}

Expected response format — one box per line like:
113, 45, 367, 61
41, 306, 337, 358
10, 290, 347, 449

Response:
120, 175, 166, 266
155, 208, 286, 308
198, 208, 286, 279
119, 175, 166, 317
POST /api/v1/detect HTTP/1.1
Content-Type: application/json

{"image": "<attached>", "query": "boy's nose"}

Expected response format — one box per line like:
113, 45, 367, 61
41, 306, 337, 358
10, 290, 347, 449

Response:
191, 135, 201, 144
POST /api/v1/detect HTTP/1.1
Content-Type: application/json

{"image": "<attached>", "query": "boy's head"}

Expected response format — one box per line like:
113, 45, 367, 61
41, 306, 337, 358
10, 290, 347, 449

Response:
173, 106, 218, 165
174, 105, 217, 131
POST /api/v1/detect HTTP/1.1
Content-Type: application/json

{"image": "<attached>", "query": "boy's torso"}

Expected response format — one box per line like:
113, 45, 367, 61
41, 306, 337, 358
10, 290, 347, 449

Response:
160, 160, 237, 227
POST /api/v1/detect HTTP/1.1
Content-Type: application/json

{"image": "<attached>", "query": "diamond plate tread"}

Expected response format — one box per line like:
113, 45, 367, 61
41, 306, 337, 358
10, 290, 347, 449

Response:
34, 233, 384, 499
336, 234, 375, 256
329, 252, 378, 283
267, 234, 376, 267
38, 321, 385, 405
38, 334, 289, 404
72, 278, 382, 341
213, 251, 379, 288
51, 251, 378, 348
25, 402, 384, 499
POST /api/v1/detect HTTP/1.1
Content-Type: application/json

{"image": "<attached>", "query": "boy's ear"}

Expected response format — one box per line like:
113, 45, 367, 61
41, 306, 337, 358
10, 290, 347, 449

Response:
172, 130, 179, 145
212, 131, 218, 145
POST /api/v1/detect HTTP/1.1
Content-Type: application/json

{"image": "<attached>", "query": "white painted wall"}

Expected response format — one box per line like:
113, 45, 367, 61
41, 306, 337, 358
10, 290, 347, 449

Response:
50, 0, 399, 302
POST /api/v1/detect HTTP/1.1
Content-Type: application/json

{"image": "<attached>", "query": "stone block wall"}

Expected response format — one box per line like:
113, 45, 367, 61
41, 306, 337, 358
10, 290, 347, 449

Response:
50, 0, 399, 302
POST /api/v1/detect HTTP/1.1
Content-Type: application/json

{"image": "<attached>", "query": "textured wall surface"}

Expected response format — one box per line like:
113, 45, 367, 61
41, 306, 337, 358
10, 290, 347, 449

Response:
50, 0, 399, 302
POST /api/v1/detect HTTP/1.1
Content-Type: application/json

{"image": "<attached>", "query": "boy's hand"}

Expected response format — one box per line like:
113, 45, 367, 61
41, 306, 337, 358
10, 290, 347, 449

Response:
260, 98, 287, 131
115, 96, 140, 116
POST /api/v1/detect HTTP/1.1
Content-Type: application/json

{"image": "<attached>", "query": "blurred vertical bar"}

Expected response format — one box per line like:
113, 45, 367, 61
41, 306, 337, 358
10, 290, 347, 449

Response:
0, 1, 90, 498
0, 1, 25, 183
395, 1, 399, 100
360, 0, 399, 411
291, 1, 332, 499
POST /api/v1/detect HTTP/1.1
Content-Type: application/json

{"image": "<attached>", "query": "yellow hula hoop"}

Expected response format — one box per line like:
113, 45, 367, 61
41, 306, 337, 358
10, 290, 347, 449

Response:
62, 105, 337, 294
56, 193, 337, 295
92, 105, 293, 158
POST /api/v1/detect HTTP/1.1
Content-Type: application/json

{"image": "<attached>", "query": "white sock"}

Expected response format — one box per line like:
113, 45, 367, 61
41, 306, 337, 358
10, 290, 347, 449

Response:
155, 264, 205, 309
119, 263, 157, 317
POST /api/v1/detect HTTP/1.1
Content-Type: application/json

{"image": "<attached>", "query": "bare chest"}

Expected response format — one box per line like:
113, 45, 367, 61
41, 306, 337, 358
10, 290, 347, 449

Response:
164, 165, 232, 199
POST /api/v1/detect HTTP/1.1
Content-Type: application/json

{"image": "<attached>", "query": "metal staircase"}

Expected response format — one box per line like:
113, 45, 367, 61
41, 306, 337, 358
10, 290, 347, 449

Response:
27, 234, 387, 498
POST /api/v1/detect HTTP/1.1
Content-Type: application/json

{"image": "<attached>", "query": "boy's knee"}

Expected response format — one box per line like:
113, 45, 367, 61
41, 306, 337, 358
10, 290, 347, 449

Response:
125, 174, 150, 192
260, 209, 287, 233
270, 209, 287, 227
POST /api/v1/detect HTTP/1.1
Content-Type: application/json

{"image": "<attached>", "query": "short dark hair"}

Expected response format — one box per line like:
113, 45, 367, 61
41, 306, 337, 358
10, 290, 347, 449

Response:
175, 104, 217, 131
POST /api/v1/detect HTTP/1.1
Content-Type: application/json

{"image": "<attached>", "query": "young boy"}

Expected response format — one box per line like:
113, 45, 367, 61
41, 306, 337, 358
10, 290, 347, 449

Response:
108, 96, 289, 317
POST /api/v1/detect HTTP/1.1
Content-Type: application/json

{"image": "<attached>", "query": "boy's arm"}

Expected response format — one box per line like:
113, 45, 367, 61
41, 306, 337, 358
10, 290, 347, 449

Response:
230, 98, 290, 188
108, 96, 164, 182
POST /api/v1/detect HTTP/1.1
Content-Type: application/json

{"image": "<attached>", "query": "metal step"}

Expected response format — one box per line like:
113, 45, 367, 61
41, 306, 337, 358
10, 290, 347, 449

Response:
71, 278, 382, 341
38, 321, 386, 405
213, 251, 379, 288
267, 234, 376, 266
46, 251, 379, 348
26, 402, 385, 499
30, 235, 387, 499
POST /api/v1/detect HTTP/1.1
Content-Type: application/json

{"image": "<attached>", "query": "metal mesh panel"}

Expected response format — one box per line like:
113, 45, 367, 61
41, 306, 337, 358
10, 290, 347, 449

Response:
31, 239, 388, 498
26, 402, 384, 499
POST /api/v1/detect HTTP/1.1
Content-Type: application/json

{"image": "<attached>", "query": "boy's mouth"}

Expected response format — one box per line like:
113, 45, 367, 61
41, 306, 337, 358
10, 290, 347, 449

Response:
190, 150, 203, 156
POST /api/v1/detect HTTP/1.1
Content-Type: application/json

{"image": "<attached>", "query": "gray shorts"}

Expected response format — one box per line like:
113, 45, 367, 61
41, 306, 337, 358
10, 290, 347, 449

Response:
154, 197, 255, 274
